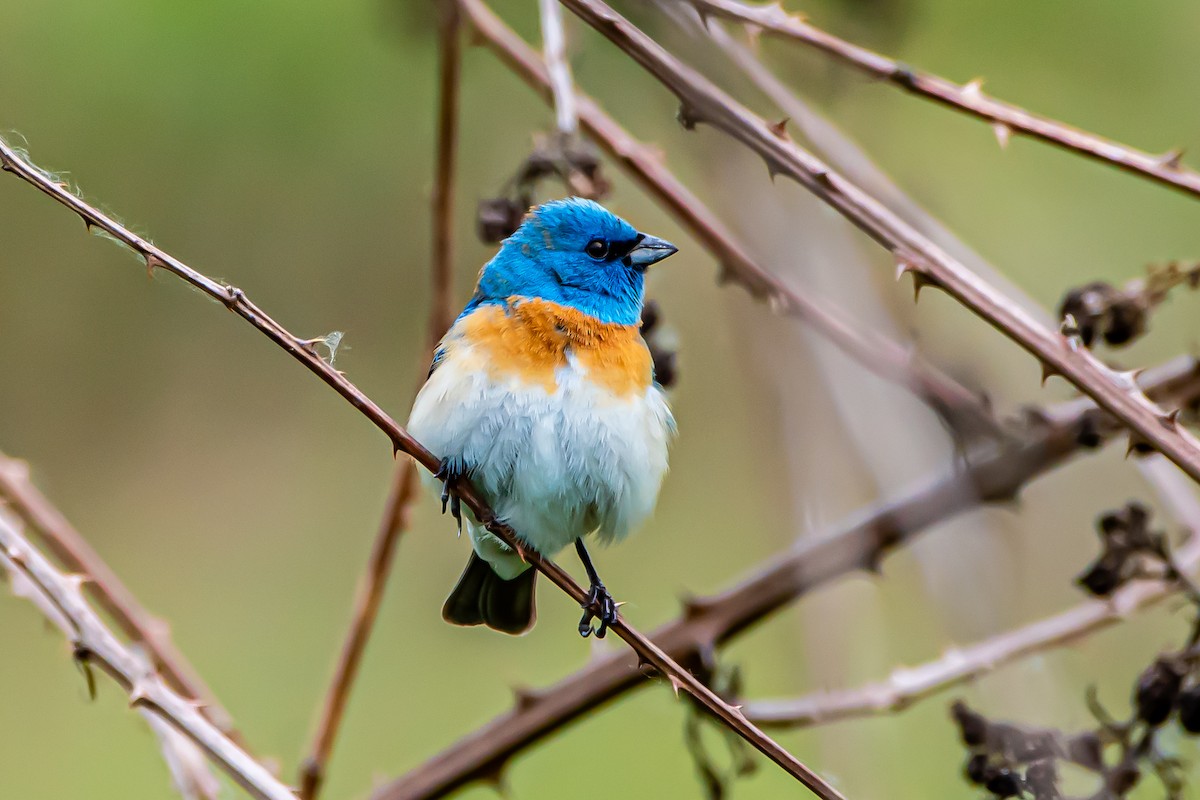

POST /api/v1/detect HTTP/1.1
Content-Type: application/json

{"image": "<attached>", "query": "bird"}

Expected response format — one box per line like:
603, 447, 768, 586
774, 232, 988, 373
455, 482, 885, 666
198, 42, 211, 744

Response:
407, 197, 678, 637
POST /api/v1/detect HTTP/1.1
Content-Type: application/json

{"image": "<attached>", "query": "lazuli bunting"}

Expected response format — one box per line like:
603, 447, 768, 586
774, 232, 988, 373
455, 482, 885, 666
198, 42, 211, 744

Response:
407, 197, 677, 636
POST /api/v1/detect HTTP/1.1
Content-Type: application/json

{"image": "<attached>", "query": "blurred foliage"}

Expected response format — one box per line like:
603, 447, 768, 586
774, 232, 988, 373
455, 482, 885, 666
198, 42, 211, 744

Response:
3, 1, 1200, 799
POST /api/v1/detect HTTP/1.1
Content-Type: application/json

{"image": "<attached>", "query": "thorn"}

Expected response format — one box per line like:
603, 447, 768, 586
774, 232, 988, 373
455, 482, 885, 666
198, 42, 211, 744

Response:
72, 645, 97, 700
891, 64, 918, 89
62, 573, 90, 594
144, 254, 164, 279
910, 272, 934, 303
1112, 367, 1146, 391
961, 77, 985, 101
81, 216, 94, 233
1158, 148, 1186, 170
812, 169, 834, 188
677, 104, 700, 131
991, 122, 1012, 150
5, 545, 24, 566
894, 255, 918, 282
128, 680, 152, 706
861, 550, 885, 575
1161, 408, 1182, 429
668, 674, 686, 697
1040, 361, 1059, 386
765, 159, 783, 182
767, 117, 791, 140
682, 596, 709, 620
512, 686, 540, 711
480, 762, 507, 792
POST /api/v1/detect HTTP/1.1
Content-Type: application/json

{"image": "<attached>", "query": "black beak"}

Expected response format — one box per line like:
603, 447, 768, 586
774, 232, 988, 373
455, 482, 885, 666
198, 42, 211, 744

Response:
624, 234, 678, 270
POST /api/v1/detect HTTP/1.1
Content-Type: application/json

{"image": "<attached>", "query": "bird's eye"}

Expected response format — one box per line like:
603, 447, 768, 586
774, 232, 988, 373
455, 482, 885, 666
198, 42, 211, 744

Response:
585, 239, 610, 259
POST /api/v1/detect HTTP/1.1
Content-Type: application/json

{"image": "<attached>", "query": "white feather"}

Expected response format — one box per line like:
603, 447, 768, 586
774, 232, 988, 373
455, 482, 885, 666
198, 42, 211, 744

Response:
408, 344, 673, 580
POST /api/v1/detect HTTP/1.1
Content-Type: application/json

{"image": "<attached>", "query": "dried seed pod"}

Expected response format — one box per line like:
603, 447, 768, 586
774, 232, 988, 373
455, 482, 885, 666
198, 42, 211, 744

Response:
964, 754, 991, 785
985, 768, 1022, 798
952, 701, 988, 747
1024, 759, 1059, 799
476, 198, 524, 243
1178, 685, 1200, 734
1134, 658, 1183, 726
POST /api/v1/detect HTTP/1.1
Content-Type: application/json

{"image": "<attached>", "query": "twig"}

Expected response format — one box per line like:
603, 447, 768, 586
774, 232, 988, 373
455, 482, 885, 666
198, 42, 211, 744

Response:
555, 0, 1200, 487
679, 0, 1200, 200
369, 356, 1200, 799
298, 463, 420, 800
0, 139, 842, 800
300, 6, 462, 795
0, 451, 243, 744
460, 0, 1001, 441
539, 0, 578, 134
429, 0, 462, 343
0, 511, 294, 800
742, 499, 1200, 729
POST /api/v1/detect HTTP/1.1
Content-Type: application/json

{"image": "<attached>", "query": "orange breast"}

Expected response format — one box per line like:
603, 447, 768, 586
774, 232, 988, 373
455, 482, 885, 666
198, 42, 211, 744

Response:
459, 298, 652, 397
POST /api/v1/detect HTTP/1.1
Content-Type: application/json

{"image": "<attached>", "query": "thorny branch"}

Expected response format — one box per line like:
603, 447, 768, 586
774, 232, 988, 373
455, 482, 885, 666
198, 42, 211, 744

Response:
298, 6, 464, 794
741, 497, 1200, 729
298, 465, 420, 800
679, 0, 1200, 200
0, 139, 843, 800
0, 452, 243, 745
460, 0, 1001, 441
0, 512, 294, 800
539, 0, 578, 135
555, 0, 1200, 488
369, 357, 1200, 800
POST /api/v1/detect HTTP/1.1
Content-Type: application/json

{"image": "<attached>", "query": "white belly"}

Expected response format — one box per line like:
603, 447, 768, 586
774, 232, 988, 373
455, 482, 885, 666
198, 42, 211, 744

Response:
408, 352, 673, 577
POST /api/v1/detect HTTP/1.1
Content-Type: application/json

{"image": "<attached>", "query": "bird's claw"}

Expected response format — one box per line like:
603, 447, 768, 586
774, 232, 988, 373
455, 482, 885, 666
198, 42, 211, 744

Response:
578, 582, 618, 639
435, 458, 465, 534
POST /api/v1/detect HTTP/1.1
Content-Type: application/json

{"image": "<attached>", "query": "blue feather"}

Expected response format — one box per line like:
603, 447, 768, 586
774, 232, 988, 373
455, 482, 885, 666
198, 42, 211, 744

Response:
466, 197, 647, 326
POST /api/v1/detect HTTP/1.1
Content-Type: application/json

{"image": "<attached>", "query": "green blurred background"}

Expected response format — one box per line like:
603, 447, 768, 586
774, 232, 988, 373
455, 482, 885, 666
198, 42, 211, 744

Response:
4, 1, 1200, 798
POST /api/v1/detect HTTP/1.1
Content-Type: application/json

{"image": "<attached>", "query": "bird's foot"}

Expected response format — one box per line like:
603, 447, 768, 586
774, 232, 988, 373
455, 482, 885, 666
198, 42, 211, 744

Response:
435, 457, 466, 534
578, 581, 618, 639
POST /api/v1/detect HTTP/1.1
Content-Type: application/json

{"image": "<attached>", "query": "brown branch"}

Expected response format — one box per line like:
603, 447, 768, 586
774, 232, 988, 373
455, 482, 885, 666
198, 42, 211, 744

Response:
555, 0, 1200, 487
0, 511, 295, 800
0, 140, 841, 800
370, 356, 1200, 799
744, 508, 1200, 729
682, 0, 1200, 200
429, 0, 463, 343
0, 452, 244, 745
460, 0, 1001, 442
300, 7, 462, 795
298, 463, 420, 800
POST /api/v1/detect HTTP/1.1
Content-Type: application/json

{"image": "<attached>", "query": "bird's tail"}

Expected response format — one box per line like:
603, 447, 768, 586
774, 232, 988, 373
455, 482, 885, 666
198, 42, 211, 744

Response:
442, 552, 537, 635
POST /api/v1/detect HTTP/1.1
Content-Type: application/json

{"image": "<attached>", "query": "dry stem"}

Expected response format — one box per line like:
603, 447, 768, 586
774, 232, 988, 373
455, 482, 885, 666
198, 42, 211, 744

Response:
300, 7, 462, 795
369, 356, 1200, 799
0, 512, 294, 800
555, 0, 1200, 487
0, 452, 243, 744
461, 0, 1000, 440
0, 139, 842, 800
682, 0, 1200, 200
298, 463, 420, 799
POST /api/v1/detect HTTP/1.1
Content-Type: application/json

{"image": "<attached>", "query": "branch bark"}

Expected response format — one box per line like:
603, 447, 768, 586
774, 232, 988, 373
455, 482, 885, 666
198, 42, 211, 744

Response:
297, 4, 464, 797
370, 356, 1200, 799
0, 452, 243, 745
680, 0, 1200, 200
554, 0, 1200, 487
744, 500, 1200, 728
0, 511, 294, 800
0, 138, 842, 800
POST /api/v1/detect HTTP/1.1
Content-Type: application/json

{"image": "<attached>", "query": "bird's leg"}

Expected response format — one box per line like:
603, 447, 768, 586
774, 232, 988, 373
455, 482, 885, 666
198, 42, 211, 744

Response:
435, 457, 466, 535
575, 538, 617, 639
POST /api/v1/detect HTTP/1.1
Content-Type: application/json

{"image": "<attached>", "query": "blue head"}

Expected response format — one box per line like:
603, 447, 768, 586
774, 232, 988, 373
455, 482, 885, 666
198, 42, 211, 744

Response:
470, 197, 677, 325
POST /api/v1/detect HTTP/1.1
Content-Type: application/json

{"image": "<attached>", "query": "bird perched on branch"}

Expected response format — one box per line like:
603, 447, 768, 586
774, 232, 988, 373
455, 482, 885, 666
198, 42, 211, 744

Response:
408, 197, 678, 637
